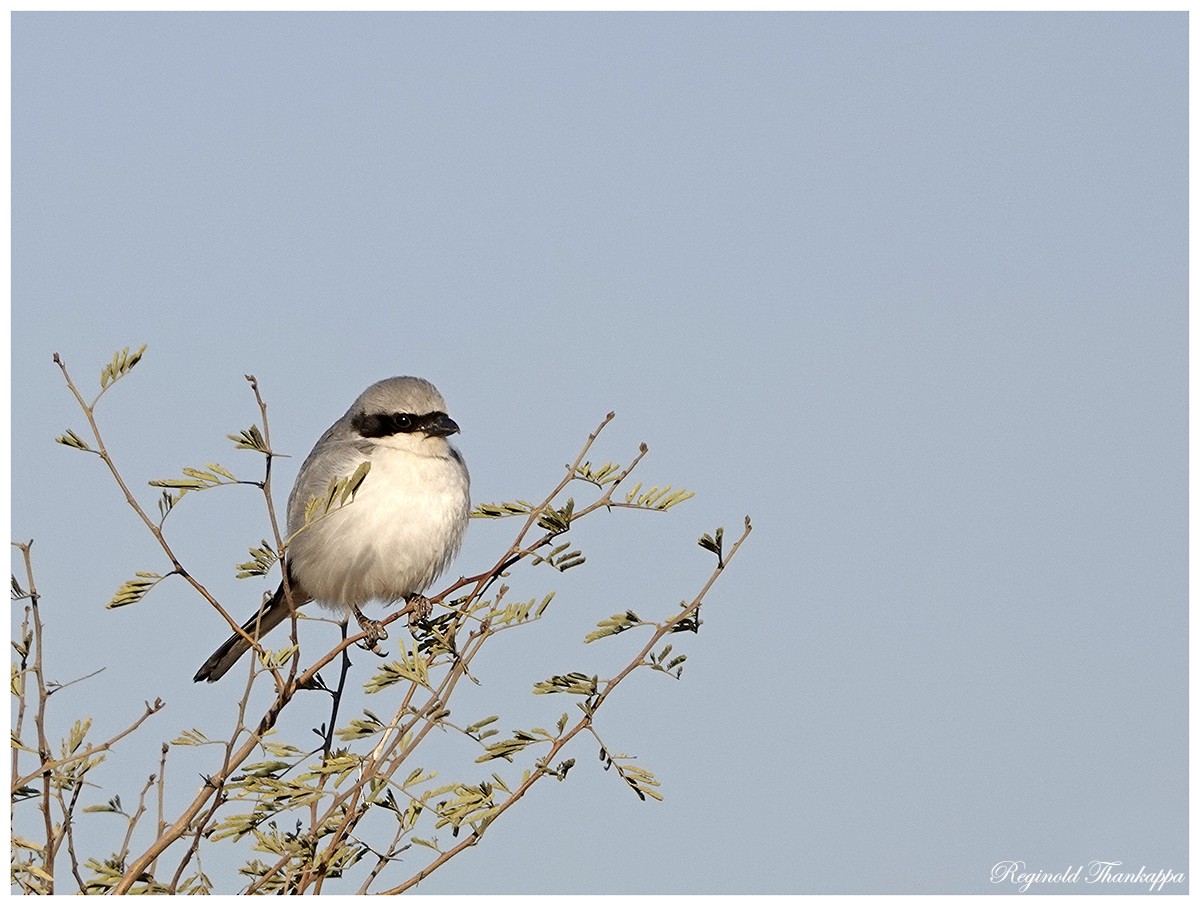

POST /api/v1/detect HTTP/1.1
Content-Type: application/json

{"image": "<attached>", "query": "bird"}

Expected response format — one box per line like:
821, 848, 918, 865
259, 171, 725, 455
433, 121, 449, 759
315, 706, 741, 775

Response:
194, 376, 471, 683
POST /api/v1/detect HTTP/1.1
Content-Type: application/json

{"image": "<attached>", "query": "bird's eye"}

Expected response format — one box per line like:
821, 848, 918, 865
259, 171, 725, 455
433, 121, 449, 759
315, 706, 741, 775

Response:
393, 413, 412, 430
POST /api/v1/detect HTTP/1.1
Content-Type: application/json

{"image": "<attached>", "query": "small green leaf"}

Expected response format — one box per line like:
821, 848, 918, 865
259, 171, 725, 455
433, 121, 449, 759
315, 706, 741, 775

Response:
148, 478, 206, 490
699, 526, 725, 566
336, 712, 387, 741
628, 483, 694, 511
532, 672, 598, 696
99, 344, 147, 390
171, 728, 210, 746
585, 610, 645, 643
475, 728, 543, 763
573, 460, 622, 487
465, 715, 500, 736
236, 540, 279, 579
364, 645, 430, 694
228, 424, 269, 453
470, 500, 534, 518
83, 794, 123, 814
536, 498, 575, 534
54, 428, 94, 453
106, 572, 164, 609
341, 460, 371, 504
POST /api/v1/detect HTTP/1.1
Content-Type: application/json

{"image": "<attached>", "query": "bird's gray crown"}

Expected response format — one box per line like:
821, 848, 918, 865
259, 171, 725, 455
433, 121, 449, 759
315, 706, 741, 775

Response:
350, 376, 449, 418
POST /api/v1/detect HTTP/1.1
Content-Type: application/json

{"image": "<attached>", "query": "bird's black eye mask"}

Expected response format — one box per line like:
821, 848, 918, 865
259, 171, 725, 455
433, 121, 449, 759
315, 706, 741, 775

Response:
352, 410, 457, 439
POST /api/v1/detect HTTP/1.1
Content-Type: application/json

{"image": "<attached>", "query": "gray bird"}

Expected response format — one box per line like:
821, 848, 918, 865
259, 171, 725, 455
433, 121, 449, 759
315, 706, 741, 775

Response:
194, 377, 470, 683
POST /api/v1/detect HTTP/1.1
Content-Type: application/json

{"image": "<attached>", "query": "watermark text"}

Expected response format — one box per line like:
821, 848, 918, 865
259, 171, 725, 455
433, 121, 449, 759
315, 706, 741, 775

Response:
990, 860, 1184, 893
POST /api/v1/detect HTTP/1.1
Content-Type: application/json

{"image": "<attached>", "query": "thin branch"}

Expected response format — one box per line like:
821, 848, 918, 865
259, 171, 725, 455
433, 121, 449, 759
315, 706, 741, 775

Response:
12, 699, 165, 791
12, 540, 57, 891
115, 772, 157, 864
52, 354, 245, 641
46, 666, 106, 695
52, 773, 88, 891
151, 743, 170, 884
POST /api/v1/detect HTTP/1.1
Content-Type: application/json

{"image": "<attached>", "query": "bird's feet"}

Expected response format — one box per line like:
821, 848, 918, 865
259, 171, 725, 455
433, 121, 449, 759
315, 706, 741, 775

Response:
350, 604, 389, 656
407, 594, 433, 628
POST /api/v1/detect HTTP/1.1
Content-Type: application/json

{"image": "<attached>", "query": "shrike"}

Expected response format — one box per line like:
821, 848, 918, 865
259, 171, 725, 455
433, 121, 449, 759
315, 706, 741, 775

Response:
194, 377, 471, 683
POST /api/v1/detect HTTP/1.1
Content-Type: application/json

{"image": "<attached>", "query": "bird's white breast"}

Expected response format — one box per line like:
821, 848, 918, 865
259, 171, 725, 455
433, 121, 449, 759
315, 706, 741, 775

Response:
287, 444, 470, 611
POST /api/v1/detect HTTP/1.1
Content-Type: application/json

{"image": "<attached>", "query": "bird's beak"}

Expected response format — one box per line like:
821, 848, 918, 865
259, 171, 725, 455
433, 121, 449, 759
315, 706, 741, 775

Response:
424, 414, 460, 438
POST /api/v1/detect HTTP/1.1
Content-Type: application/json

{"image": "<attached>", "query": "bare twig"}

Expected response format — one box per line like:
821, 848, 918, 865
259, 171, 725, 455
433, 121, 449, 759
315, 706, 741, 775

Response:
12, 699, 165, 791
11, 540, 56, 890
115, 772, 158, 864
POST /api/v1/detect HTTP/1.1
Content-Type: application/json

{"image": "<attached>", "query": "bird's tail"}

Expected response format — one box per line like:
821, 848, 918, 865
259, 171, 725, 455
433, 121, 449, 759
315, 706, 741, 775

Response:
193, 580, 304, 683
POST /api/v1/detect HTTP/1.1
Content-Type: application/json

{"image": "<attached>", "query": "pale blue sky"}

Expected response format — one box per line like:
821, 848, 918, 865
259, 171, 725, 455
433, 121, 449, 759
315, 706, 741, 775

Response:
12, 12, 1187, 894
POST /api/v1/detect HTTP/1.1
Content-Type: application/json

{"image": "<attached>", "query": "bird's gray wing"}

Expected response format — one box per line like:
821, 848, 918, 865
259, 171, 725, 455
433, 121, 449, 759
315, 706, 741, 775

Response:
285, 423, 372, 536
